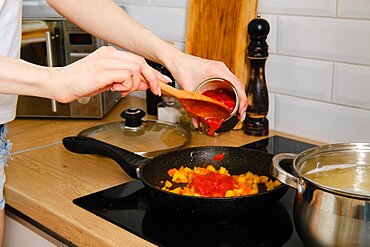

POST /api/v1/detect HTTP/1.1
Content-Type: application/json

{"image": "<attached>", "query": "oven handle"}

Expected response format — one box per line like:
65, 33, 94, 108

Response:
69, 52, 91, 58
45, 31, 57, 113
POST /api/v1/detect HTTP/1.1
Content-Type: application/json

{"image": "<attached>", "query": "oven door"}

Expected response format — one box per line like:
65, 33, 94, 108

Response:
17, 19, 71, 117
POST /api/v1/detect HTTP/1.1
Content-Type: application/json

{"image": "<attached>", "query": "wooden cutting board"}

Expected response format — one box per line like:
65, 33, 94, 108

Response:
185, 0, 258, 85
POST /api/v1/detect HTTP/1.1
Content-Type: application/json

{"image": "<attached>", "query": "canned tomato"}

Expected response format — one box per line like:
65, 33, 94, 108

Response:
194, 78, 239, 136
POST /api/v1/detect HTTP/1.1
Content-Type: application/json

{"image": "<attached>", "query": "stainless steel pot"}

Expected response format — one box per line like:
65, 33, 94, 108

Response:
271, 143, 370, 247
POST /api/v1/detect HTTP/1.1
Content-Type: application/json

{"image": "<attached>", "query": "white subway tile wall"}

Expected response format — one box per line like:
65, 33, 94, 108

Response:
258, 0, 370, 142
23, 0, 370, 142
122, 5, 187, 43
114, 0, 370, 143
275, 95, 370, 143
278, 16, 370, 66
151, 0, 188, 8
266, 55, 333, 102
333, 63, 370, 110
338, 0, 370, 19
115, 0, 150, 5
258, 0, 337, 17
267, 93, 276, 130
263, 14, 277, 54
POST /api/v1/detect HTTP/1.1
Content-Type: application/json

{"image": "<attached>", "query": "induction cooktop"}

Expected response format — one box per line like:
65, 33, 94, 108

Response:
73, 135, 316, 246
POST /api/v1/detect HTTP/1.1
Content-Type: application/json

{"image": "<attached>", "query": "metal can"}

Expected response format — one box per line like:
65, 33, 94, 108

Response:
194, 77, 239, 136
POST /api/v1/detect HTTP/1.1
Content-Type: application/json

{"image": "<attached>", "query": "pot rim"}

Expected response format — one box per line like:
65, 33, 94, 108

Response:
293, 142, 370, 199
194, 77, 239, 135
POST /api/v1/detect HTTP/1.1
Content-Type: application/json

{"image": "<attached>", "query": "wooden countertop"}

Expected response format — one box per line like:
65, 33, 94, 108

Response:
6, 96, 322, 247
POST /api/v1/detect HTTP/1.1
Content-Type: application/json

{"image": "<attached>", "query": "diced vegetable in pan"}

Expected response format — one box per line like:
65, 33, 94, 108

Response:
161, 165, 281, 197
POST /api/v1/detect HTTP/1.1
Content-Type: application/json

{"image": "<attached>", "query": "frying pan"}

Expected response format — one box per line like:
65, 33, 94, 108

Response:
63, 136, 288, 220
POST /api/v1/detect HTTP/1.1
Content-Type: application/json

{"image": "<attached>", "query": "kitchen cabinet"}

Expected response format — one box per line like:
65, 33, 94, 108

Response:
4, 210, 63, 247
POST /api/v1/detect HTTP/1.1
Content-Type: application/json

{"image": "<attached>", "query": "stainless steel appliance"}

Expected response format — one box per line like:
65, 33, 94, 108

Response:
18, 19, 122, 118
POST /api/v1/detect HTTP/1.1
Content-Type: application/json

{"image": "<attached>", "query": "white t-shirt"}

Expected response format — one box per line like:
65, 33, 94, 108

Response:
0, 0, 22, 124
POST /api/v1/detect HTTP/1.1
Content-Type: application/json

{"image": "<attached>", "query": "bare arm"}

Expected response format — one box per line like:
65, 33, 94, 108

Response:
47, 0, 248, 118
46, 0, 180, 69
0, 47, 166, 102
0, 56, 53, 99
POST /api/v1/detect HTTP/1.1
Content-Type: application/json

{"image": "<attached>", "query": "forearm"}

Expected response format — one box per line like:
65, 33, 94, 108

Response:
46, 0, 247, 116
0, 56, 53, 98
47, 0, 181, 69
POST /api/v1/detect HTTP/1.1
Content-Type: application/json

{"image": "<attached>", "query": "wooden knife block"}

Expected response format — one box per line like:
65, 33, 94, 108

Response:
185, 0, 258, 86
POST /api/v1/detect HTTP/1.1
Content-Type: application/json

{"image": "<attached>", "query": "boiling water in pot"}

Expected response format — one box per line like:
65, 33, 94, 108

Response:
305, 164, 370, 194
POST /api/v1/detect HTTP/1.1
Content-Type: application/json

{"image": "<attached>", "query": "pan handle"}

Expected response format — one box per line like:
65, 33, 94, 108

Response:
271, 153, 305, 194
62, 136, 148, 179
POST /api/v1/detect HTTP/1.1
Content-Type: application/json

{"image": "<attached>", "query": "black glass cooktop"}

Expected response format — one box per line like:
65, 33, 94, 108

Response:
73, 135, 316, 247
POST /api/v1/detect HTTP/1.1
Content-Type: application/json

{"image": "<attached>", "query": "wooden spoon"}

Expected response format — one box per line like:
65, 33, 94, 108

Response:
142, 78, 232, 119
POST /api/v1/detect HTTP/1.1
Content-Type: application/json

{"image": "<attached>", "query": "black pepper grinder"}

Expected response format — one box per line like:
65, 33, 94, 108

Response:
244, 14, 270, 136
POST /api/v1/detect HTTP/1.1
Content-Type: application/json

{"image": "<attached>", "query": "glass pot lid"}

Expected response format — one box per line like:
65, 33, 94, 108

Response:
295, 143, 370, 198
78, 108, 191, 157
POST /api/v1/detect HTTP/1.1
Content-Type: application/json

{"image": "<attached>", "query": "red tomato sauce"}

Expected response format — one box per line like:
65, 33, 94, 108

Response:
189, 172, 235, 197
201, 88, 236, 135
202, 88, 236, 111
202, 116, 224, 135
180, 88, 236, 135
213, 153, 225, 161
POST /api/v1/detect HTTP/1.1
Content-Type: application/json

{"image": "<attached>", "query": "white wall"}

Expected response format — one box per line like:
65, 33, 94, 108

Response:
113, 0, 187, 51
113, 0, 370, 143
258, 0, 370, 143
23, 0, 370, 143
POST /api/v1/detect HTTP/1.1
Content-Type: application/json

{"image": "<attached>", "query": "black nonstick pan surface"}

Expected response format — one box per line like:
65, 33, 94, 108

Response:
63, 136, 288, 220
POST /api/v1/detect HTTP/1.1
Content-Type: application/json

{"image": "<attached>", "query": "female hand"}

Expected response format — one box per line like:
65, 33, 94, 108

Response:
48, 46, 169, 103
168, 53, 247, 121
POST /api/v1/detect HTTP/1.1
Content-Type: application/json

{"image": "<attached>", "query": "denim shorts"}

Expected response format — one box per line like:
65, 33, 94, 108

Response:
0, 124, 11, 210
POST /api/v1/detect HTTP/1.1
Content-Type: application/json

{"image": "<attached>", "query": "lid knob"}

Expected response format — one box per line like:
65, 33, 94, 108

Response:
120, 108, 146, 127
